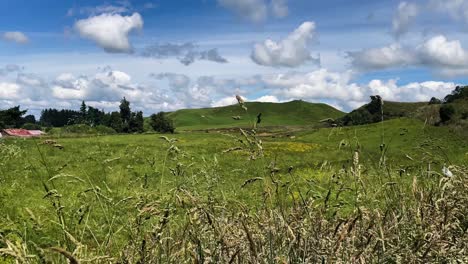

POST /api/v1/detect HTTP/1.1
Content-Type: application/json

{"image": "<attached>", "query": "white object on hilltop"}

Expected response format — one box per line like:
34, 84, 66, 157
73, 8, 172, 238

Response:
442, 164, 453, 177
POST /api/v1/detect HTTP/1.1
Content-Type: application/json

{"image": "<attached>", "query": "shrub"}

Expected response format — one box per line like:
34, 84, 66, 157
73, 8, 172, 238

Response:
428, 97, 442, 104
94, 125, 117, 134
21, 123, 42, 130
439, 104, 455, 123
150, 112, 175, 133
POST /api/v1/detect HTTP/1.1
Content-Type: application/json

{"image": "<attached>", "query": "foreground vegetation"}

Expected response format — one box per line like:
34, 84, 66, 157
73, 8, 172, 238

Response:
1, 117, 467, 263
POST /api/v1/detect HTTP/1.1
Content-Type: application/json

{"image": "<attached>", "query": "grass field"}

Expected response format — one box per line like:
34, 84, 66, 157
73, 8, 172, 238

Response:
167, 100, 344, 130
1, 118, 467, 263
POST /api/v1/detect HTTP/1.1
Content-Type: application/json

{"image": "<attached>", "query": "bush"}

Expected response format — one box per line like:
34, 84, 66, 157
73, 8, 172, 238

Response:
60, 124, 116, 135
462, 112, 468, 120
428, 97, 442, 104
21, 123, 42, 130
94, 125, 117, 134
439, 104, 455, 123
150, 112, 175, 133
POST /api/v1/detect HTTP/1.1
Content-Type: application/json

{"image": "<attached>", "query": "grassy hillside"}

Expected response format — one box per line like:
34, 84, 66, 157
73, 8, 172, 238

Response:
167, 100, 344, 130
1, 118, 467, 262
338, 96, 428, 126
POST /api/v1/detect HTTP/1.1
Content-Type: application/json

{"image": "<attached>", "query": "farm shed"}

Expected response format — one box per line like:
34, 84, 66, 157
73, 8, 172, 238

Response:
1, 129, 44, 138
28, 130, 46, 136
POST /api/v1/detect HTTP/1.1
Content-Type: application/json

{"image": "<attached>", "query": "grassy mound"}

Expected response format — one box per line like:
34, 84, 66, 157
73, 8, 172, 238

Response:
167, 100, 344, 130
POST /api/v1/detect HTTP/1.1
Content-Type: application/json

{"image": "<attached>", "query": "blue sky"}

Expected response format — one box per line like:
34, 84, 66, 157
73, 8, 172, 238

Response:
1, 0, 467, 116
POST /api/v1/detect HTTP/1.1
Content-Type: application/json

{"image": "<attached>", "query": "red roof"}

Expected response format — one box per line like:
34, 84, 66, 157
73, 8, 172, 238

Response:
2, 129, 41, 137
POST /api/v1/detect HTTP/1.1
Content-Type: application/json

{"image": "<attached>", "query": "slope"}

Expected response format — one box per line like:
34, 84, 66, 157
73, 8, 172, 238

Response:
167, 100, 345, 130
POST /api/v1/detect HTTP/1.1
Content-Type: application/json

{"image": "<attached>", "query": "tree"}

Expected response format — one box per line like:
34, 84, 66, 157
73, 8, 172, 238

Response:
108, 111, 123, 132
119, 97, 131, 132
22, 123, 42, 130
39, 108, 80, 127
444, 86, 468, 103
80, 101, 87, 123
439, 104, 455, 123
150, 112, 175, 133
134, 111, 144, 133
0, 106, 27, 129
23, 114, 36, 124
429, 97, 442, 105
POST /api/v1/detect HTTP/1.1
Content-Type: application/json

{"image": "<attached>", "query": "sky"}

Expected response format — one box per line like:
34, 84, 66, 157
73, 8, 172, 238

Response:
1, 0, 468, 116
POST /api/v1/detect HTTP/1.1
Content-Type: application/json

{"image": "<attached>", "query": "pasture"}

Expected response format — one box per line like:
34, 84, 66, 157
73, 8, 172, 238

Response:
1, 118, 467, 263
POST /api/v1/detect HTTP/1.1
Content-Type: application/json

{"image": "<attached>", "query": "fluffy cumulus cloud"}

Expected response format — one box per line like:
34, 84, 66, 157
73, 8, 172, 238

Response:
142, 42, 228, 65
261, 69, 456, 109
417, 35, 468, 67
348, 44, 415, 70
366, 79, 456, 102
392, 2, 419, 38
264, 69, 365, 104
211, 95, 278, 107
51, 70, 151, 103
251, 21, 319, 67
2, 31, 29, 44
0, 82, 21, 99
74, 13, 143, 53
349, 35, 468, 76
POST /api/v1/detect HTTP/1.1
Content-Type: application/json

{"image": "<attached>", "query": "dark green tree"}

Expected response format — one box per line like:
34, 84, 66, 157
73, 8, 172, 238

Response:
23, 114, 36, 124
150, 112, 174, 133
108, 111, 123, 132
439, 104, 455, 123
119, 97, 131, 132
429, 97, 442, 105
0, 106, 27, 129
80, 101, 87, 123
134, 111, 144, 133
444, 86, 468, 103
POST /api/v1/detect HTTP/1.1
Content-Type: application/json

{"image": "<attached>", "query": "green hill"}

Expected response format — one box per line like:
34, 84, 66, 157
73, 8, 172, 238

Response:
338, 95, 430, 126
167, 100, 344, 130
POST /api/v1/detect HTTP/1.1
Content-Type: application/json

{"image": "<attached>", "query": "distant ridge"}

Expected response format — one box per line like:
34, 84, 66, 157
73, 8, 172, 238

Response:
167, 100, 345, 130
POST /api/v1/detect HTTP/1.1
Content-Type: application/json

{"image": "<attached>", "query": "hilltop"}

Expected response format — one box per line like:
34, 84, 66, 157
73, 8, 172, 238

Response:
167, 100, 345, 130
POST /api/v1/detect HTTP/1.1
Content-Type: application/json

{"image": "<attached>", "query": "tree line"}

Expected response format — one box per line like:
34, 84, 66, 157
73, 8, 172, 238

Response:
0, 98, 175, 133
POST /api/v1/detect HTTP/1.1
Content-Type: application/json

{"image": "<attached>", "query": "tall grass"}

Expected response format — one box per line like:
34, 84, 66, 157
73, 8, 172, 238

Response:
0, 104, 467, 263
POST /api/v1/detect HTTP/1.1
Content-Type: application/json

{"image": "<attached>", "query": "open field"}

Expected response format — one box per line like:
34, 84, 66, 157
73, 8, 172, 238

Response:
1, 118, 467, 263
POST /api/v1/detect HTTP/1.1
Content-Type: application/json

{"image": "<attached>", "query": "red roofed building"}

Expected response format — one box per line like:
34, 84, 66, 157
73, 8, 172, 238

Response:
1, 129, 43, 138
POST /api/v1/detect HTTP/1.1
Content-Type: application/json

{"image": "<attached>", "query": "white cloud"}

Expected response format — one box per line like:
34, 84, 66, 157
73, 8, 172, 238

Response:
51, 70, 150, 103
262, 69, 456, 109
254, 95, 280, 102
67, 4, 130, 17
211, 96, 237, 107
392, 2, 419, 38
151, 73, 191, 90
74, 13, 143, 53
142, 42, 228, 65
0, 64, 22, 76
416, 35, 468, 67
0, 82, 21, 99
251, 21, 319, 67
218, 0, 268, 23
2, 31, 29, 44
429, 0, 468, 24
348, 44, 415, 70
349, 35, 468, 76
271, 0, 288, 18
265, 69, 365, 104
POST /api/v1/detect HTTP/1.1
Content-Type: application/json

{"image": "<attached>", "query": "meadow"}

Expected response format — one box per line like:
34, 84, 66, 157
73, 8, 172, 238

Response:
1, 118, 467, 263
